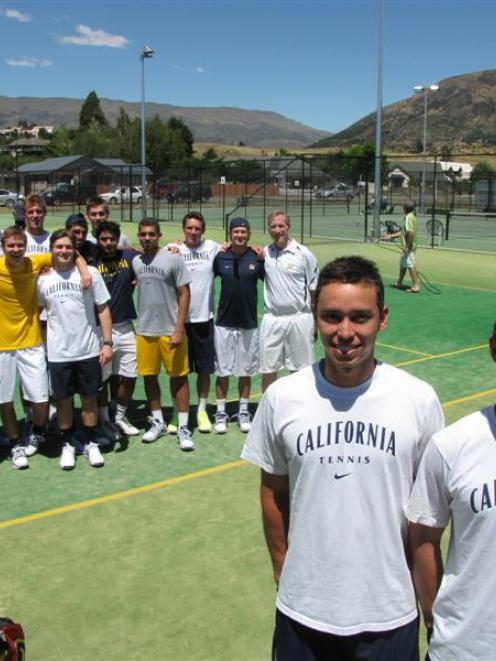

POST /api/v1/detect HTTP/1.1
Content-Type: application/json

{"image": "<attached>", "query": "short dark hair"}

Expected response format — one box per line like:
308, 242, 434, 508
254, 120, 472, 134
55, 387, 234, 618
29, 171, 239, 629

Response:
182, 211, 206, 233
315, 256, 385, 312
95, 220, 121, 240
50, 229, 76, 250
403, 200, 415, 213
1, 226, 26, 248
138, 217, 161, 234
86, 197, 110, 215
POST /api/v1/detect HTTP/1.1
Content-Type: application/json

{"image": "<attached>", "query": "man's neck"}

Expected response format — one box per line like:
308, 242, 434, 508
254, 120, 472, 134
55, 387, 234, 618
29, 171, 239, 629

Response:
231, 245, 249, 257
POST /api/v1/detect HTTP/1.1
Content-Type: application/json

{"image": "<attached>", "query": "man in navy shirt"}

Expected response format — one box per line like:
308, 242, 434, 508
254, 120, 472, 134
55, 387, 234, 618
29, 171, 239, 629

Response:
95, 221, 140, 437
213, 217, 264, 434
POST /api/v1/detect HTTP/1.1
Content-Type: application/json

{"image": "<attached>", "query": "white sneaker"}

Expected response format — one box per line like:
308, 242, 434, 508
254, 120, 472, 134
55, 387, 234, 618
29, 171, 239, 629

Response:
214, 411, 228, 434
142, 417, 166, 443
98, 420, 122, 442
237, 410, 252, 434
60, 443, 76, 470
167, 413, 178, 435
84, 442, 104, 468
115, 416, 140, 436
177, 426, 195, 451
11, 444, 29, 470
23, 431, 44, 457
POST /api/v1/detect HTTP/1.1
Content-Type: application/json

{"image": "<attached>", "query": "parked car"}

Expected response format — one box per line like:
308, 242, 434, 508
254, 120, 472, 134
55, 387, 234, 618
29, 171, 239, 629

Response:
42, 183, 97, 206
100, 186, 143, 205
316, 183, 355, 200
157, 181, 211, 203
0, 189, 21, 208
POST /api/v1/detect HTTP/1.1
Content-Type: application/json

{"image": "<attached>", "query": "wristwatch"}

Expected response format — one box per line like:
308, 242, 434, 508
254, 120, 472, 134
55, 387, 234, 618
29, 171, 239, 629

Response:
103, 340, 113, 348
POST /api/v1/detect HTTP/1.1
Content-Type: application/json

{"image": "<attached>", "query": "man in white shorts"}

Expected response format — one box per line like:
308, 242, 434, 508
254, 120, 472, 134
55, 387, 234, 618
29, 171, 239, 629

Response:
260, 211, 319, 392
242, 256, 444, 660
169, 212, 219, 433
406, 323, 496, 661
212, 217, 264, 434
386, 200, 420, 293
86, 197, 131, 248
95, 221, 140, 437
37, 229, 113, 470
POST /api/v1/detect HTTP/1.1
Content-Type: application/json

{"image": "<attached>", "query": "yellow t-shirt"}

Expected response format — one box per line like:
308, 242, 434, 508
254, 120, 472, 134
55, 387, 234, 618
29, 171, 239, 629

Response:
0, 253, 52, 351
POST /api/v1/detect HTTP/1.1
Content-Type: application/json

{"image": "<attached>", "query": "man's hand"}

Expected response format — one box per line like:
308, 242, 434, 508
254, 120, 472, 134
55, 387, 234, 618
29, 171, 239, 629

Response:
218, 242, 230, 253
170, 327, 184, 348
99, 344, 112, 366
252, 244, 265, 260
80, 268, 92, 290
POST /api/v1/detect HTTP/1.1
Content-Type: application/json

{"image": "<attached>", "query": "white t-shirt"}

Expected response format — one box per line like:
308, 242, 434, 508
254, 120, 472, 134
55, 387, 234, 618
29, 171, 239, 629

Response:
170, 239, 219, 323
37, 265, 110, 362
25, 230, 51, 254
241, 361, 444, 635
406, 407, 496, 661
263, 239, 319, 316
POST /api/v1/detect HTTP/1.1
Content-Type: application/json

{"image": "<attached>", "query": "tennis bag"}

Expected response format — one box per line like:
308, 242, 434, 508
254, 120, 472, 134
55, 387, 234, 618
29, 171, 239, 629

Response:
0, 618, 25, 661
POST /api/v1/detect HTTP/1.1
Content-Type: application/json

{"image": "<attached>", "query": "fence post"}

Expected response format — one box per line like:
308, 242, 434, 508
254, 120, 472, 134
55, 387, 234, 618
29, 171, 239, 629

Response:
431, 156, 438, 249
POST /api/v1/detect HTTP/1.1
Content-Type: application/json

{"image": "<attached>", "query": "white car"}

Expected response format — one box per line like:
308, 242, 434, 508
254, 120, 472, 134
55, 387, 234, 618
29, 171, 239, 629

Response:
0, 189, 21, 208
100, 186, 143, 205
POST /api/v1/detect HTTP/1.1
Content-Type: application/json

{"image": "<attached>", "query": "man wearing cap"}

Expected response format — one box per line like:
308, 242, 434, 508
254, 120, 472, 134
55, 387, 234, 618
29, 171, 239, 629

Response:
212, 217, 265, 434
260, 211, 319, 392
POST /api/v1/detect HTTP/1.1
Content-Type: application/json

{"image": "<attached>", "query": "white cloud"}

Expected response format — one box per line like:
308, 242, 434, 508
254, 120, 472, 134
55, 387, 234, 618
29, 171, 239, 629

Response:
196, 66, 205, 74
57, 24, 129, 48
6, 57, 52, 68
2, 8, 32, 22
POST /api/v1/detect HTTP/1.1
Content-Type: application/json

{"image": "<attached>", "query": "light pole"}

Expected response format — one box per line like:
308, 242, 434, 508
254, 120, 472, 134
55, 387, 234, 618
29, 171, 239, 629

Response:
372, 0, 385, 241
413, 83, 439, 213
140, 45, 154, 219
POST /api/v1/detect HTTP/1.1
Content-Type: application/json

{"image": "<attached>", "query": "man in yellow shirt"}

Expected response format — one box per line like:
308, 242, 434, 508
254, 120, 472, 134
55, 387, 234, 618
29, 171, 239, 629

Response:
387, 201, 420, 293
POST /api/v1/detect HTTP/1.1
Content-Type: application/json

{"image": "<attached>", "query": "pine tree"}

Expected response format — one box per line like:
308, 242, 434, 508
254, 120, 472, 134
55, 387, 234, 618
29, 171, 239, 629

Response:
79, 91, 107, 130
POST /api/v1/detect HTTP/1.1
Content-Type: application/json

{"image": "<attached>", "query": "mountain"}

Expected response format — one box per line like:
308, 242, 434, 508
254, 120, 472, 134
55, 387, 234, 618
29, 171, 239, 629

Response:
311, 70, 496, 151
0, 96, 330, 148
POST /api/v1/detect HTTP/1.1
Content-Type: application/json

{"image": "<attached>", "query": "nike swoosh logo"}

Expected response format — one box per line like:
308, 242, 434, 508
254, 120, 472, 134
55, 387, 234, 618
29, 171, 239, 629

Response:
334, 472, 352, 480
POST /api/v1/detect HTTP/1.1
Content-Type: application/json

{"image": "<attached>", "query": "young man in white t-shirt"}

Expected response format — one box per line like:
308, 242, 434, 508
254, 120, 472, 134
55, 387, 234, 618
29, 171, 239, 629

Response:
242, 256, 444, 660
406, 324, 496, 661
260, 211, 319, 392
168, 212, 219, 433
37, 230, 113, 470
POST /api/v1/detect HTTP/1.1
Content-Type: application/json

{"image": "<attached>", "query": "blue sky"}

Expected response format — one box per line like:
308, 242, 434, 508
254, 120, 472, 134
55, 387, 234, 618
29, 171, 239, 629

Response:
1, 0, 495, 134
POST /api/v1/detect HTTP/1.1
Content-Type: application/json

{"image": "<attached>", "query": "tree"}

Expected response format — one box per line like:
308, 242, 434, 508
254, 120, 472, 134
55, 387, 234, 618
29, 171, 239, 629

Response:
47, 126, 73, 156
439, 145, 453, 161
116, 107, 140, 163
79, 91, 107, 130
471, 160, 496, 181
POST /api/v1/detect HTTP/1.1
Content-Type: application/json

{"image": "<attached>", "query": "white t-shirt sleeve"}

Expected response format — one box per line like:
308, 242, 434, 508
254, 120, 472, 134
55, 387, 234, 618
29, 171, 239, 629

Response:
417, 387, 445, 463
405, 439, 451, 528
91, 268, 111, 306
241, 390, 289, 475
304, 248, 319, 291
119, 233, 132, 249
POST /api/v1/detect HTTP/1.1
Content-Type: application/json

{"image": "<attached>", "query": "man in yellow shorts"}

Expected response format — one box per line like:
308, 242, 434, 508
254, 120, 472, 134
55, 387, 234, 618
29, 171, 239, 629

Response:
132, 218, 193, 451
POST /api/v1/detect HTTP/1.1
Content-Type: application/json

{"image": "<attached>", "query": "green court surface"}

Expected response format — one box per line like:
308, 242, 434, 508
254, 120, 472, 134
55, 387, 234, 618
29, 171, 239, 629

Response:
1, 225, 495, 660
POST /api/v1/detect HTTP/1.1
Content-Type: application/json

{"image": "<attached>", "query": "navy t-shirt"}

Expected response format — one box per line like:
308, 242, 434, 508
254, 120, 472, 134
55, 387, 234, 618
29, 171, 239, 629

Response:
79, 240, 99, 266
213, 248, 265, 329
96, 248, 138, 324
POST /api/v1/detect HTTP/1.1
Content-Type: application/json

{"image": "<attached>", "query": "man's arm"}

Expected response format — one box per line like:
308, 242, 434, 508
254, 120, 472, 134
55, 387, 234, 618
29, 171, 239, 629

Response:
74, 253, 91, 289
408, 522, 444, 635
96, 302, 113, 366
261, 470, 290, 586
170, 283, 190, 348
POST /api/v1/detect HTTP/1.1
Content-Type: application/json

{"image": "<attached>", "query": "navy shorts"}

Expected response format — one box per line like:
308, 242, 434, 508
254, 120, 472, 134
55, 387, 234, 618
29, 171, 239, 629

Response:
272, 609, 419, 661
48, 356, 103, 400
185, 320, 216, 374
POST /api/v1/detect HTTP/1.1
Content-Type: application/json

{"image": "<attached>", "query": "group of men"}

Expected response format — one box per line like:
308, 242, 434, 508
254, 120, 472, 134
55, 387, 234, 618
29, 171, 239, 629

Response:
0, 196, 319, 469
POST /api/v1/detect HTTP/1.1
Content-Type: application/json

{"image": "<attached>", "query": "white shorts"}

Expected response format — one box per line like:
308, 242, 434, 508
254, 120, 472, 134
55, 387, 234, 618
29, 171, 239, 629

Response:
101, 321, 138, 381
400, 251, 416, 269
0, 345, 49, 404
259, 313, 315, 373
214, 326, 259, 377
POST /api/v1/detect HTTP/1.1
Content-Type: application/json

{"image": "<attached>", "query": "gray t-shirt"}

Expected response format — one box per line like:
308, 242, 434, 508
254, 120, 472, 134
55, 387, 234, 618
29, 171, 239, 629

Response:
133, 248, 190, 336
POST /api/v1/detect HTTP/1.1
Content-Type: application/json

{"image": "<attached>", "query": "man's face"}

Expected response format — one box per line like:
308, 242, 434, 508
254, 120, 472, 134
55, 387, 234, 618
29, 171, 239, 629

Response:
269, 215, 290, 249
184, 218, 203, 249
315, 281, 388, 388
87, 205, 109, 231
98, 230, 119, 257
230, 226, 250, 248
52, 236, 75, 270
25, 204, 46, 235
138, 225, 161, 252
3, 235, 26, 264
69, 224, 87, 250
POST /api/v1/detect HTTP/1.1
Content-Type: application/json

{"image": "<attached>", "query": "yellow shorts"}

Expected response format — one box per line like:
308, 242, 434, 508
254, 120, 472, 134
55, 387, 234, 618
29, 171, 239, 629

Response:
136, 335, 189, 377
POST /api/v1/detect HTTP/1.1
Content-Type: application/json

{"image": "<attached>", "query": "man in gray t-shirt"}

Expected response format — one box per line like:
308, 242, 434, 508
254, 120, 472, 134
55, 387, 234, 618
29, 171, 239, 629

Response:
132, 218, 193, 451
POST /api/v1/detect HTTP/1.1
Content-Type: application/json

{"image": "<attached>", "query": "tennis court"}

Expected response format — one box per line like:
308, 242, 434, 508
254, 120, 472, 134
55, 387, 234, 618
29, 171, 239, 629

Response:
0, 220, 495, 659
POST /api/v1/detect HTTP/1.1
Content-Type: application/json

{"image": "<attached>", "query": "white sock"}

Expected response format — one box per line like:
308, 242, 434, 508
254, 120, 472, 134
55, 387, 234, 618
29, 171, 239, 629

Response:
178, 412, 189, 428
115, 404, 127, 422
239, 398, 249, 414
216, 399, 226, 413
151, 409, 164, 423
98, 406, 110, 424
198, 398, 207, 413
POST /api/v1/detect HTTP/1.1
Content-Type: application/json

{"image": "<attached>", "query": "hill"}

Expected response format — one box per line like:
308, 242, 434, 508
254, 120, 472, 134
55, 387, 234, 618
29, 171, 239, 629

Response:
0, 96, 330, 148
311, 70, 496, 151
